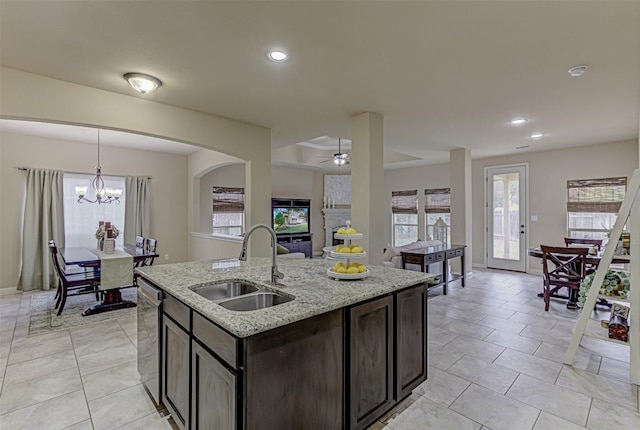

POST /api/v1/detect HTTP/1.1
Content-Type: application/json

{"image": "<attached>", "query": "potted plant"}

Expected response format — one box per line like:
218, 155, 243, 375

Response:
577, 269, 630, 308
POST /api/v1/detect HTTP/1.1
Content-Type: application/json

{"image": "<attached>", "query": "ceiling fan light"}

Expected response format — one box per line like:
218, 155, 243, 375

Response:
334, 157, 348, 166
123, 72, 162, 94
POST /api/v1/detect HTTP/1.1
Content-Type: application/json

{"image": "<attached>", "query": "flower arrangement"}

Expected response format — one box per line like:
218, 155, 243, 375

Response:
95, 224, 120, 239
577, 270, 630, 308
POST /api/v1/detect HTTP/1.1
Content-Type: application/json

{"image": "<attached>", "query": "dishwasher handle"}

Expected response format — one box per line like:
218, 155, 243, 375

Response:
137, 278, 163, 306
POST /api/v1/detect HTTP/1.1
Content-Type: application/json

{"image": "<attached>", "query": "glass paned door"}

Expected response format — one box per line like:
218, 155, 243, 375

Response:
486, 165, 527, 272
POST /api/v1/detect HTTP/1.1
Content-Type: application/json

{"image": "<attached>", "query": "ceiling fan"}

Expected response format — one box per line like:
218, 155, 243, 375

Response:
318, 138, 351, 165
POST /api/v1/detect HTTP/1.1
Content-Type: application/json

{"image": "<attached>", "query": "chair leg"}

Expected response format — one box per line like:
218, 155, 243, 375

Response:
544, 286, 550, 312
57, 286, 68, 316
55, 280, 63, 309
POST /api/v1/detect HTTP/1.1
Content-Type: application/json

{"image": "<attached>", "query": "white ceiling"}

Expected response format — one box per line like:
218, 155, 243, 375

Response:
1, 1, 639, 169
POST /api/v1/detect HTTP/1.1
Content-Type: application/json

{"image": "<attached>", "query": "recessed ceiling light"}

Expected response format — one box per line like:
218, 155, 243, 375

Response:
568, 65, 589, 77
514, 145, 530, 150
123, 73, 162, 94
510, 118, 527, 126
530, 132, 544, 139
268, 50, 288, 62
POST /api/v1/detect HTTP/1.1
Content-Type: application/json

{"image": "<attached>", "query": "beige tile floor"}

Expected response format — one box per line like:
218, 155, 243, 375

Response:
0, 269, 638, 429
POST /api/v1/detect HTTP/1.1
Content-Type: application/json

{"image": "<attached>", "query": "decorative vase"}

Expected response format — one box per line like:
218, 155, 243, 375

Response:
98, 238, 104, 251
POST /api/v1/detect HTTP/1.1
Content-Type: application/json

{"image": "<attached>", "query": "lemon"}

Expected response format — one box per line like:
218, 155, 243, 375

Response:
340, 248, 351, 253
333, 263, 344, 271
347, 267, 359, 274
351, 246, 363, 253
337, 228, 346, 234
358, 265, 367, 273
346, 228, 357, 235
336, 267, 348, 274
336, 261, 345, 267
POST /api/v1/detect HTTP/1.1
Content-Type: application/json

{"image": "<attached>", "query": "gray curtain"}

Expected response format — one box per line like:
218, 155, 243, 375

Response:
124, 176, 151, 245
17, 169, 65, 292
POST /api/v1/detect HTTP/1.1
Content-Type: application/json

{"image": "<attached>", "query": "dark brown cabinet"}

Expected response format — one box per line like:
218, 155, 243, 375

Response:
396, 284, 427, 399
162, 317, 190, 430
191, 342, 236, 430
349, 295, 394, 430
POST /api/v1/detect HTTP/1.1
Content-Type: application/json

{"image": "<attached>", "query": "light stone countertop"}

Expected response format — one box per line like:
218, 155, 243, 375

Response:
136, 257, 434, 338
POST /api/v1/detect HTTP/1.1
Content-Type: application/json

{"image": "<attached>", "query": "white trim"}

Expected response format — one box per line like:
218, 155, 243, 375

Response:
484, 163, 530, 272
472, 262, 487, 269
191, 232, 243, 243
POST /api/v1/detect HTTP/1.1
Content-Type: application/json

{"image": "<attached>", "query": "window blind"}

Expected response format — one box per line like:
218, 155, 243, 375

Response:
212, 187, 245, 212
425, 188, 451, 213
391, 190, 418, 214
566, 177, 626, 213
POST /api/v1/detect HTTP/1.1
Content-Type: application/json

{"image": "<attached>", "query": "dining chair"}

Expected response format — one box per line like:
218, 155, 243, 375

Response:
142, 238, 157, 266
564, 237, 603, 251
135, 235, 145, 249
49, 242, 102, 315
540, 245, 588, 311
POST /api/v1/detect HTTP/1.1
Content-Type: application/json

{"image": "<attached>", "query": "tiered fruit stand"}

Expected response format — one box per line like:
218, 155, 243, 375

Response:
327, 222, 369, 280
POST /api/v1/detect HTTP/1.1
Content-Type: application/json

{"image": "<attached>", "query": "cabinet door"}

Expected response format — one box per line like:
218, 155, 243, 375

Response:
162, 317, 190, 430
191, 342, 236, 430
349, 296, 394, 430
396, 284, 427, 399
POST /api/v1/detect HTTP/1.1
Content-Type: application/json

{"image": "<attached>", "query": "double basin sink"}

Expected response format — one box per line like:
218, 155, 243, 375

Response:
189, 280, 293, 312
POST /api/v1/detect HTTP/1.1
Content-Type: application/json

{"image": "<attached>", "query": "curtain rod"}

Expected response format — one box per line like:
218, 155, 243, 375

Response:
15, 167, 152, 180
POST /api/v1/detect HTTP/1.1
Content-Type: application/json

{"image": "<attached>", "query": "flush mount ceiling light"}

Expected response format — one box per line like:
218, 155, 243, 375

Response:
123, 72, 162, 94
530, 132, 544, 140
568, 65, 589, 77
510, 118, 527, 126
268, 50, 288, 62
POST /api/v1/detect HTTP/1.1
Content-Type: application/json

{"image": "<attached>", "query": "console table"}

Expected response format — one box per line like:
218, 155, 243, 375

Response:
400, 244, 466, 294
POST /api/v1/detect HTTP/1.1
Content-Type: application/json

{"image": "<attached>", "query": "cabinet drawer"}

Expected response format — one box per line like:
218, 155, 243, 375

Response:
403, 255, 423, 265
426, 252, 445, 262
164, 294, 190, 329
193, 312, 238, 369
446, 248, 464, 258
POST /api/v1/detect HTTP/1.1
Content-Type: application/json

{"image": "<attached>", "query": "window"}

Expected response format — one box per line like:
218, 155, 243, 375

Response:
425, 188, 451, 245
567, 177, 626, 240
212, 186, 245, 236
63, 173, 126, 248
391, 190, 418, 246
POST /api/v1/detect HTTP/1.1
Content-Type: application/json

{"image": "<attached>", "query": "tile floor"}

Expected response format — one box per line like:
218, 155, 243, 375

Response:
0, 269, 638, 429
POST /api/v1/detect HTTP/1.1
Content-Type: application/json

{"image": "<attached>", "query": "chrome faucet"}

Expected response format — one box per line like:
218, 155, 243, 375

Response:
239, 224, 284, 284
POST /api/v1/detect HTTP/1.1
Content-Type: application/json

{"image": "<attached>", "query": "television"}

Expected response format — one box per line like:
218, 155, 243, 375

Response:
272, 206, 310, 235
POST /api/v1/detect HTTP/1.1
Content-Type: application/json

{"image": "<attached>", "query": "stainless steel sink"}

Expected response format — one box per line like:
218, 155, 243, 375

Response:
190, 281, 259, 301
217, 292, 293, 311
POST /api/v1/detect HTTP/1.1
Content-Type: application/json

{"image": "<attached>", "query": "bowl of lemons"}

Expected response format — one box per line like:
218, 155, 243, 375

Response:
334, 226, 363, 240
330, 244, 366, 258
327, 261, 369, 280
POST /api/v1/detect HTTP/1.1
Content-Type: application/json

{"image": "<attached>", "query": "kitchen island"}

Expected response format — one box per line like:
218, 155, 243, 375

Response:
137, 257, 433, 430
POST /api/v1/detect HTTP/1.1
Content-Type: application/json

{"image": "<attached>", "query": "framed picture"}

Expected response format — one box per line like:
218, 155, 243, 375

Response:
324, 174, 351, 205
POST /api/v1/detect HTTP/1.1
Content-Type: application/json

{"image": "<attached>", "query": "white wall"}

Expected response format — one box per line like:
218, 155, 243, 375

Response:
472, 139, 638, 271
0, 132, 188, 288
383, 139, 638, 272
0, 67, 273, 262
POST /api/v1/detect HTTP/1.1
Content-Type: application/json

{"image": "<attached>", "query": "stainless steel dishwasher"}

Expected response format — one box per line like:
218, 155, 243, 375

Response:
137, 277, 163, 405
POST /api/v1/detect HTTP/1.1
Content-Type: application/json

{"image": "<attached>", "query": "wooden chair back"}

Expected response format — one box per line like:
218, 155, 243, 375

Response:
135, 236, 145, 249
541, 245, 588, 290
563, 237, 603, 251
142, 238, 157, 266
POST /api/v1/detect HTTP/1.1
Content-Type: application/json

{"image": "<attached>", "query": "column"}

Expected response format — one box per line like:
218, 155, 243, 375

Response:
351, 112, 384, 265
450, 148, 472, 275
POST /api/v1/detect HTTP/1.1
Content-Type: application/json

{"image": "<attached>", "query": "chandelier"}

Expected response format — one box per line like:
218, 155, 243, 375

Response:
75, 130, 122, 204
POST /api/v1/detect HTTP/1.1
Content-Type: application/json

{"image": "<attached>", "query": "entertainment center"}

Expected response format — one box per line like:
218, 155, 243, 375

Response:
272, 198, 313, 258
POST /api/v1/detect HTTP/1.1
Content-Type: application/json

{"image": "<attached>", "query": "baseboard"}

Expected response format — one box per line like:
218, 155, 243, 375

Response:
527, 268, 543, 276
0, 286, 20, 295
472, 263, 487, 269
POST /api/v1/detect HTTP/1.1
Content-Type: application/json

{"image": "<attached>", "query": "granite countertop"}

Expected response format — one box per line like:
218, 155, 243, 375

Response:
136, 257, 434, 338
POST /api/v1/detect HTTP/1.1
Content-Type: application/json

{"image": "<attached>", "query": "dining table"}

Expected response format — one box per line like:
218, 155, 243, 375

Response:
60, 245, 159, 316
528, 247, 630, 308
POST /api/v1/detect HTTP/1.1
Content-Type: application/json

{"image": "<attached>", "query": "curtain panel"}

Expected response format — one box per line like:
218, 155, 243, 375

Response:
18, 169, 65, 292
124, 176, 151, 245
391, 190, 418, 214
